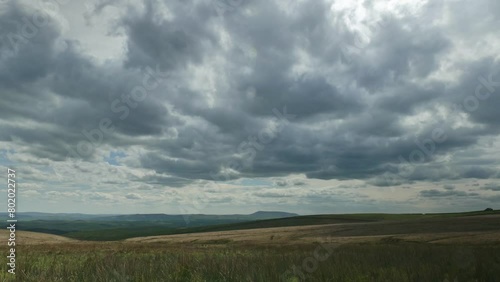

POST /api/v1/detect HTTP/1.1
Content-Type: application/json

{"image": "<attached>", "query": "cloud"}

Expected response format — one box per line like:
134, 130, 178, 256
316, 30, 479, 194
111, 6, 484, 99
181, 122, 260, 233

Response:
482, 183, 500, 191
1, 0, 500, 213
443, 184, 455, 190
125, 193, 142, 200
420, 189, 480, 198
254, 191, 292, 198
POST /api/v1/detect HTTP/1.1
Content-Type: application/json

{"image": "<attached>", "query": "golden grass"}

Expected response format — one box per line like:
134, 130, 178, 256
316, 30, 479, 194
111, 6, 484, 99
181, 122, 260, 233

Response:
1, 214, 500, 281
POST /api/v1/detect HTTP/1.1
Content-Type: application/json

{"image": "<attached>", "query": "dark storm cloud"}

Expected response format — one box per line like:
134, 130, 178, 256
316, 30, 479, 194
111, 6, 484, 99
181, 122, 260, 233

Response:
1, 0, 500, 191
133, 173, 193, 188
344, 16, 450, 91
420, 189, 479, 198
0, 3, 60, 88
443, 184, 455, 190
438, 56, 500, 134
0, 2, 182, 163
482, 183, 500, 191
121, 0, 217, 72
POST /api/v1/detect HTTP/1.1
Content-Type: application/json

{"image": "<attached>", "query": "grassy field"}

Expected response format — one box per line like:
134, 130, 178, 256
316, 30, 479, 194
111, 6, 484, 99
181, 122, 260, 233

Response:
1, 241, 499, 281
1, 211, 500, 281
14, 209, 500, 241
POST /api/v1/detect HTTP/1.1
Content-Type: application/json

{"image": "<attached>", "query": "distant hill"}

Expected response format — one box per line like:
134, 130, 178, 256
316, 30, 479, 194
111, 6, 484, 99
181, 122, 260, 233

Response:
3, 211, 298, 222
250, 211, 298, 219
8, 209, 498, 241
0, 212, 112, 221
3, 211, 301, 240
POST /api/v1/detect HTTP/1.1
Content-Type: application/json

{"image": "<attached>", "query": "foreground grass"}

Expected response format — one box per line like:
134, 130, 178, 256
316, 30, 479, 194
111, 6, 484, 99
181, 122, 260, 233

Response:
1, 242, 499, 281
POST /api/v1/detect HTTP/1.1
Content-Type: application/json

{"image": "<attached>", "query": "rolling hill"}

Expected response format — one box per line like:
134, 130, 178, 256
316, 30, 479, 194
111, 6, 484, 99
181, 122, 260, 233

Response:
8, 209, 499, 241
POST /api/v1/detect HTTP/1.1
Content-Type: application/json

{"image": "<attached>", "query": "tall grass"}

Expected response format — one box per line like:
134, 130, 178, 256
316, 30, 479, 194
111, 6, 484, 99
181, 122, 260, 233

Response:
1, 242, 499, 281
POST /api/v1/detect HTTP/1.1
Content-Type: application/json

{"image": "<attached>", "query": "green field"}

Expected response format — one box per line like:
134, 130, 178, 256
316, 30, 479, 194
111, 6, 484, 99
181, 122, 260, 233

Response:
2, 210, 500, 281
2, 242, 499, 281
13, 209, 500, 241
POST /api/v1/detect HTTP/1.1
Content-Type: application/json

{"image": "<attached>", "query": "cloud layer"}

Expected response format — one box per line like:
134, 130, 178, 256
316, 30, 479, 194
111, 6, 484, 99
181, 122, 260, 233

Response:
0, 0, 499, 213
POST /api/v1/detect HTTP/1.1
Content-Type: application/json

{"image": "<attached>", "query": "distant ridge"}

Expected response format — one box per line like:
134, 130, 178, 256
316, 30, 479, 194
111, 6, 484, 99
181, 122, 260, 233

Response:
1, 211, 299, 222
250, 211, 299, 219
6, 209, 498, 241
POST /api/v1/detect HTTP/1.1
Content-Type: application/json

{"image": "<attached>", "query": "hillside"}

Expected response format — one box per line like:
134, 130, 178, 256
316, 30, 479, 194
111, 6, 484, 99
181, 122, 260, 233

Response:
11, 209, 499, 241
9, 211, 299, 241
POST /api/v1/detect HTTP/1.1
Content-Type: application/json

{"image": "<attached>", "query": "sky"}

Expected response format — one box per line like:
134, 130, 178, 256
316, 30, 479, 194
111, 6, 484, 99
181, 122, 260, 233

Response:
0, 0, 499, 215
